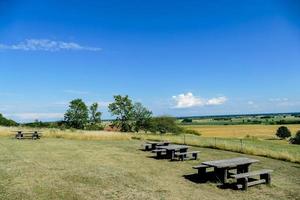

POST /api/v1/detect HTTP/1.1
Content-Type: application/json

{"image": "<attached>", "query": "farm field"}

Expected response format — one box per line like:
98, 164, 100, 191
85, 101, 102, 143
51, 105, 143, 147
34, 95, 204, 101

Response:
183, 124, 300, 138
0, 138, 299, 200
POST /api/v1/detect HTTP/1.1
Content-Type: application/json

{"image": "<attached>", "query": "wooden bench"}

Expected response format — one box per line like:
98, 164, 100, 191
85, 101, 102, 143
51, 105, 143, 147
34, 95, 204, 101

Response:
152, 149, 167, 158
230, 169, 273, 190
175, 151, 200, 161
16, 132, 42, 140
193, 164, 211, 176
142, 143, 152, 151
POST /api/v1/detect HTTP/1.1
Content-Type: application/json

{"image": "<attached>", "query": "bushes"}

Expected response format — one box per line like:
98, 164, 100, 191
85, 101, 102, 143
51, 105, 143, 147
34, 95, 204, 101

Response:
290, 131, 300, 145
85, 123, 105, 131
148, 116, 183, 134
276, 126, 291, 139
0, 114, 18, 126
183, 129, 201, 136
181, 118, 193, 123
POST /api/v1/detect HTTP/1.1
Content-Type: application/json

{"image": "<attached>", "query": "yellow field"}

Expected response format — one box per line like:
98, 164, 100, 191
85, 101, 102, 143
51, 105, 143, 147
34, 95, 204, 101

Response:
184, 124, 300, 138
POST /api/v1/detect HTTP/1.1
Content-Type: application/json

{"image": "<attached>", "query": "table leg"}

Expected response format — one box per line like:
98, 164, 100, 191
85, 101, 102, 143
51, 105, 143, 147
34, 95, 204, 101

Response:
215, 168, 228, 184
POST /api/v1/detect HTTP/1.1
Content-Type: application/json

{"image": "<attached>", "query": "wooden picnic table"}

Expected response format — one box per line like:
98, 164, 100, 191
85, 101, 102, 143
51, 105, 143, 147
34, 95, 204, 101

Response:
201, 157, 259, 184
157, 144, 189, 160
146, 141, 170, 150
14, 131, 42, 140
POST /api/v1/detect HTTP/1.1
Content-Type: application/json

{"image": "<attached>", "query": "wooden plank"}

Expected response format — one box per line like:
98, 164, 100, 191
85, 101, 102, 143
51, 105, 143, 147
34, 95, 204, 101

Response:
247, 179, 266, 187
193, 164, 210, 169
231, 169, 273, 179
202, 157, 259, 168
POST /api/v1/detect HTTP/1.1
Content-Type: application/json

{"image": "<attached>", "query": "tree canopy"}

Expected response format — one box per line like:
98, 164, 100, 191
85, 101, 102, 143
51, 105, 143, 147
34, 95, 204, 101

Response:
64, 99, 89, 129
108, 95, 134, 132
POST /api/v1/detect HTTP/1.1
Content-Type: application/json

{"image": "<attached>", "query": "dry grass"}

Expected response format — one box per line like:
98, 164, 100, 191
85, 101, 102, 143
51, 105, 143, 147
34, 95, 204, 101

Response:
0, 138, 299, 200
133, 134, 300, 163
0, 126, 131, 141
184, 124, 300, 138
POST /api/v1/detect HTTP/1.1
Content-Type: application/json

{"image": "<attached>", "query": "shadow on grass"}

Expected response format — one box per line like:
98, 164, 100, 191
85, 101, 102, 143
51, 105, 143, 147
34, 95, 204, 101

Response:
183, 172, 218, 184
146, 155, 168, 160
184, 172, 242, 190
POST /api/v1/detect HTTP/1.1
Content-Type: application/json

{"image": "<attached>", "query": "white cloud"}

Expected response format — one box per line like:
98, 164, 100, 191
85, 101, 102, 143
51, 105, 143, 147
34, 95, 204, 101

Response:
248, 101, 254, 105
5, 113, 64, 121
269, 98, 288, 102
0, 39, 101, 52
172, 92, 227, 108
206, 97, 227, 105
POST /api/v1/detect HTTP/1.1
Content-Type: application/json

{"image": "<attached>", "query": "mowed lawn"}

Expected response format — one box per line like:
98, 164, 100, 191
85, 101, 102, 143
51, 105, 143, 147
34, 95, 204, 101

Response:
0, 138, 299, 200
184, 124, 300, 138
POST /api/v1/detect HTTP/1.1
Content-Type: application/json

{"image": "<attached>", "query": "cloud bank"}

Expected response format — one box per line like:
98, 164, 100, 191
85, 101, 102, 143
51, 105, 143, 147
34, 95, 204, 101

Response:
0, 39, 101, 52
5, 113, 64, 121
172, 92, 227, 108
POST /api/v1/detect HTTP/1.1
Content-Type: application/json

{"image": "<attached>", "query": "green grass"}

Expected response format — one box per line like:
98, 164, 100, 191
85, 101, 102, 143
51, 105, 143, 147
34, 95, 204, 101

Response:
132, 134, 300, 163
0, 138, 299, 200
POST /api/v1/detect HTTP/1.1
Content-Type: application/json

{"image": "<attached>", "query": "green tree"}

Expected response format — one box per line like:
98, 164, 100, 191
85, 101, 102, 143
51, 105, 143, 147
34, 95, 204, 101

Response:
89, 103, 102, 124
149, 116, 183, 134
132, 102, 152, 133
64, 99, 89, 129
276, 126, 291, 139
290, 130, 300, 145
108, 95, 134, 132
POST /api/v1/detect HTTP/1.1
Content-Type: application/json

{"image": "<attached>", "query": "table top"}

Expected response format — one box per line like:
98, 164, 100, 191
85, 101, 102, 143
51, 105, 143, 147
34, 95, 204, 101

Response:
202, 157, 259, 168
146, 141, 169, 144
157, 144, 189, 150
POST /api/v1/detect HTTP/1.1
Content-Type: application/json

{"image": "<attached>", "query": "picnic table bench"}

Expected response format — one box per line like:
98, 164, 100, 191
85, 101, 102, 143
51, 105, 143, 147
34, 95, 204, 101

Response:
155, 144, 189, 160
174, 151, 200, 161
193, 157, 273, 190
14, 131, 42, 140
143, 141, 170, 151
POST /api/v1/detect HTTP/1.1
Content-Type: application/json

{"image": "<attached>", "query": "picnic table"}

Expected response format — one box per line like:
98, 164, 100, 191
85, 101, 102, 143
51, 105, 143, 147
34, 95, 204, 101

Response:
156, 144, 189, 160
145, 141, 170, 150
14, 131, 42, 140
201, 157, 259, 184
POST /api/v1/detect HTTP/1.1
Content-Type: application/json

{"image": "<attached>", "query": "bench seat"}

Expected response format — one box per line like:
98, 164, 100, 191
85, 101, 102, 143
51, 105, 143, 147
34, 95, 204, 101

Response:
193, 164, 211, 176
230, 169, 273, 190
174, 151, 199, 161
152, 149, 166, 153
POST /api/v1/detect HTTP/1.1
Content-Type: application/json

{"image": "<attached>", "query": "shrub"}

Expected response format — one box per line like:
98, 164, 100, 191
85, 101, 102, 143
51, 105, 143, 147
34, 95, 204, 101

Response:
184, 129, 201, 136
181, 118, 193, 123
149, 116, 183, 134
276, 126, 291, 139
290, 130, 300, 144
85, 123, 105, 131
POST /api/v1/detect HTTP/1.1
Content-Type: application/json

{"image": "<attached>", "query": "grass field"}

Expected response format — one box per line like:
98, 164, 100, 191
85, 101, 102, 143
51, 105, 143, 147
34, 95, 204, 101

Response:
183, 124, 300, 138
0, 138, 299, 200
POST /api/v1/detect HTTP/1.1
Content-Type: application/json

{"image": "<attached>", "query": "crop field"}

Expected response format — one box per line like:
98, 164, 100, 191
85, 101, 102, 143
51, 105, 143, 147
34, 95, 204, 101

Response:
183, 124, 300, 138
0, 138, 299, 200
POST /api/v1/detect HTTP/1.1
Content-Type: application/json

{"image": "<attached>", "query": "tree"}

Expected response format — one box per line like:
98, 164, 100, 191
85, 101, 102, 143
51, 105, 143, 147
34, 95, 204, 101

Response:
290, 130, 300, 145
89, 103, 102, 124
108, 95, 134, 132
149, 116, 183, 134
64, 99, 89, 129
0, 113, 18, 126
276, 126, 291, 139
132, 102, 152, 132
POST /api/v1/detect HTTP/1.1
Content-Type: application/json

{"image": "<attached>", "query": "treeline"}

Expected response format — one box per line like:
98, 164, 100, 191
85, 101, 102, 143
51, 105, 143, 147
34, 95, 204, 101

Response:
0, 114, 18, 126
25, 95, 189, 134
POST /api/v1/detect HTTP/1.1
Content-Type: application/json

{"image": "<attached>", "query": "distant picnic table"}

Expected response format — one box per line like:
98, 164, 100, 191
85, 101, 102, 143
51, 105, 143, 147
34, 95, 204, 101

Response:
144, 141, 170, 151
14, 131, 42, 140
156, 144, 189, 160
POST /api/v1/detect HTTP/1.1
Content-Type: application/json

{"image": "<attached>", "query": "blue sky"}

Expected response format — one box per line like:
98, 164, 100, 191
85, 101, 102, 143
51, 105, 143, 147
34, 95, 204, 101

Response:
0, 0, 299, 122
